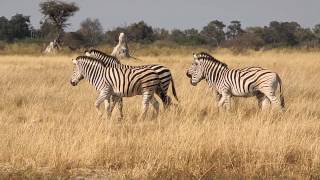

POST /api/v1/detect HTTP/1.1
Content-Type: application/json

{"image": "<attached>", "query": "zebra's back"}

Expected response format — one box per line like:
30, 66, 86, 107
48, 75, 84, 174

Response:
104, 67, 161, 97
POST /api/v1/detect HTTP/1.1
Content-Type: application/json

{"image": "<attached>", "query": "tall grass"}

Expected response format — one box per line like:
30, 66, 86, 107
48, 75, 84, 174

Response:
0, 51, 320, 179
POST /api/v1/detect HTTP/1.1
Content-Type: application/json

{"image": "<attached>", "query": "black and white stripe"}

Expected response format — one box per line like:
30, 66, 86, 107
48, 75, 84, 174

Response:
70, 56, 166, 119
84, 49, 178, 107
186, 52, 285, 111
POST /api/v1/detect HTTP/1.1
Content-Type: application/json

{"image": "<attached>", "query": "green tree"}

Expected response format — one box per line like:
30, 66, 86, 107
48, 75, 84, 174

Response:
313, 24, 320, 39
78, 18, 104, 47
153, 28, 169, 41
169, 29, 186, 44
127, 21, 154, 43
226, 20, 244, 39
184, 28, 206, 45
39, 0, 79, 45
201, 20, 225, 46
5, 14, 31, 41
0, 16, 9, 40
40, 19, 58, 40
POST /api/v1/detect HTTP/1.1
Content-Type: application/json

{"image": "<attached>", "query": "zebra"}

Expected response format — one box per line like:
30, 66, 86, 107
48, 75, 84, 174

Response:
70, 56, 167, 119
84, 49, 178, 107
186, 52, 285, 111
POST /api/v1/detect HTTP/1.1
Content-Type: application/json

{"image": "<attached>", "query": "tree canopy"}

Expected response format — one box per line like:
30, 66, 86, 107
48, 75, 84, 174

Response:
39, 0, 78, 43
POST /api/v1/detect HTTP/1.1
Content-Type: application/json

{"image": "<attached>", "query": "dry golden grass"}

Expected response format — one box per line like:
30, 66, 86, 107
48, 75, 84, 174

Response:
0, 50, 320, 179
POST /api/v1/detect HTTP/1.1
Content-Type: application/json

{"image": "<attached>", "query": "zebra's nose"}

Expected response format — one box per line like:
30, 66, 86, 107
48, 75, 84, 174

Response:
70, 80, 76, 86
186, 71, 191, 78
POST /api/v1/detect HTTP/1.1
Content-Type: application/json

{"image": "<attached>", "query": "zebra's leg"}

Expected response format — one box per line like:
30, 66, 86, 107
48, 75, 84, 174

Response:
261, 96, 271, 110
140, 92, 153, 120
261, 89, 282, 111
106, 95, 118, 118
156, 88, 170, 109
218, 92, 231, 112
256, 94, 271, 110
150, 96, 160, 119
214, 91, 222, 107
223, 94, 232, 111
95, 90, 109, 117
260, 80, 284, 112
214, 90, 222, 101
114, 96, 124, 120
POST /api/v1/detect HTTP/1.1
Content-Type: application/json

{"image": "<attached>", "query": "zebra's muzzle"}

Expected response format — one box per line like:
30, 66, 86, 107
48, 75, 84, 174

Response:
70, 80, 77, 86
190, 79, 197, 86
186, 71, 192, 78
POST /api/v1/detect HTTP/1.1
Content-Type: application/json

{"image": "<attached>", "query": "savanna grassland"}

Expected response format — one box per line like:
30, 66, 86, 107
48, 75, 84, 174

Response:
0, 50, 320, 179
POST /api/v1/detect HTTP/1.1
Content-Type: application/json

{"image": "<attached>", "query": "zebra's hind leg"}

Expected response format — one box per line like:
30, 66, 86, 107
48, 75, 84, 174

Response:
262, 91, 283, 111
156, 89, 170, 109
256, 92, 270, 110
140, 92, 153, 120
150, 96, 160, 119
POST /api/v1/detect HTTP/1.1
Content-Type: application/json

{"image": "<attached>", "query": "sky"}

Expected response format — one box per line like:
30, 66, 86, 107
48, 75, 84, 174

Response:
1, 0, 319, 31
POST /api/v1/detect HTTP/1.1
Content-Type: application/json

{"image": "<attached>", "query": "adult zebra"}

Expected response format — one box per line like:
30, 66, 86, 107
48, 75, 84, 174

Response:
84, 49, 178, 108
70, 56, 166, 119
186, 52, 285, 111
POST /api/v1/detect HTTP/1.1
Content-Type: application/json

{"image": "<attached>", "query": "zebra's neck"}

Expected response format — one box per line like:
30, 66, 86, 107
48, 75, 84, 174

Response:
79, 61, 106, 89
202, 60, 228, 86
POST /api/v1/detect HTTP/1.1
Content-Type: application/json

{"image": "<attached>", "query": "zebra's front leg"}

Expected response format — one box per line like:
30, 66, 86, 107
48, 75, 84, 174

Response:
113, 96, 124, 120
215, 91, 222, 101
223, 94, 231, 111
106, 96, 117, 118
217, 92, 231, 112
95, 91, 109, 117
140, 92, 153, 120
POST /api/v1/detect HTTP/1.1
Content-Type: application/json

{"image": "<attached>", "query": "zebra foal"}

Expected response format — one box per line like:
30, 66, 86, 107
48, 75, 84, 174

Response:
186, 52, 285, 111
70, 56, 166, 119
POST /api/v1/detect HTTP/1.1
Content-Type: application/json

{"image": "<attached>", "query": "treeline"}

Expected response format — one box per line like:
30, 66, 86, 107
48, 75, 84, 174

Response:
1, 13, 320, 51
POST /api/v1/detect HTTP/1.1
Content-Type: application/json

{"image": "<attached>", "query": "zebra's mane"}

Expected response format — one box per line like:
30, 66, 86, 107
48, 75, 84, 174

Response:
196, 52, 228, 67
76, 56, 108, 67
86, 49, 120, 64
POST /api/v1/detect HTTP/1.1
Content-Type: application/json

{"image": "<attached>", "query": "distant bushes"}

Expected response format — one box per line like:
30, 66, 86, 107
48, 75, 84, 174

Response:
1, 12, 320, 54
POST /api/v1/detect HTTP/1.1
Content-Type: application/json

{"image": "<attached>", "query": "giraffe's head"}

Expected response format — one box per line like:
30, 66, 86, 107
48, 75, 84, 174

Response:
186, 53, 205, 86
70, 59, 84, 86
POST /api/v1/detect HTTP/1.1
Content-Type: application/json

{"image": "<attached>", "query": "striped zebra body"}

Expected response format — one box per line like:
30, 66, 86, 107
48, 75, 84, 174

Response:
70, 56, 165, 119
186, 52, 284, 111
84, 49, 178, 107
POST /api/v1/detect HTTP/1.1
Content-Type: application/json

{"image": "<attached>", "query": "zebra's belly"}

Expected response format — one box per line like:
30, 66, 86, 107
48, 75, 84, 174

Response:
112, 90, 143, 97
230, 89, 256, 97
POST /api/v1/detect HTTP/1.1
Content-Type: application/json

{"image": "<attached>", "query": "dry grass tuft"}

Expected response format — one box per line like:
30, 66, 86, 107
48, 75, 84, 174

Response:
0, 51, 320, 179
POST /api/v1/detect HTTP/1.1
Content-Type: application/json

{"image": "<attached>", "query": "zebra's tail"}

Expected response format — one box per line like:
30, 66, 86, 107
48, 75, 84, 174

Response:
171, 78, 179, 102
277, 74, 285, 108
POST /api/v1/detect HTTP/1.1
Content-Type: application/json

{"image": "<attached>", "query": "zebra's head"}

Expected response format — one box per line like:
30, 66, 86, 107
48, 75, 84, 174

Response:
70, 59, 84, 86
186, 53, 205, 86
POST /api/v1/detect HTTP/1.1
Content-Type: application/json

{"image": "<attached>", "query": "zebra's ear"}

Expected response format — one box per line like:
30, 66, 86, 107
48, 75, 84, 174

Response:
72, 59, 77, 64
84, 51, 91, 57
193, 53, 197, 59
